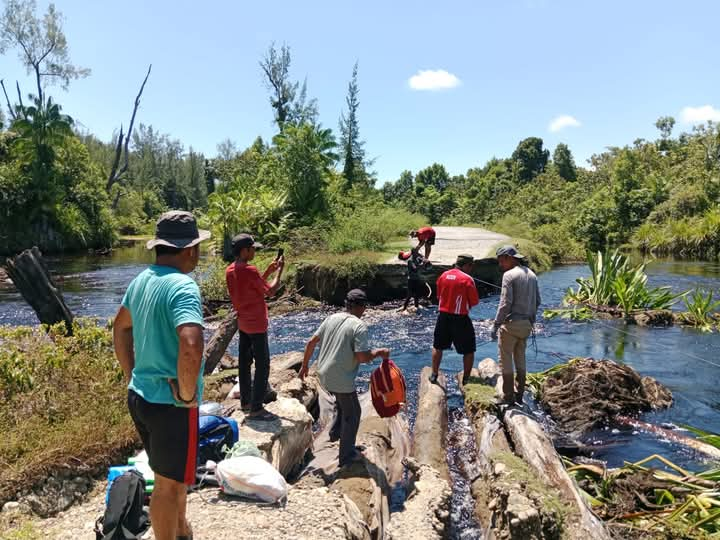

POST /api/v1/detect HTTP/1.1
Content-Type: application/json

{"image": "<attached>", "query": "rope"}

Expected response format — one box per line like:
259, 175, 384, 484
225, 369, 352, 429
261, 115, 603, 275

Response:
587, 317, 720, 370
472, 271, 719, 370
473, 276, 502, 290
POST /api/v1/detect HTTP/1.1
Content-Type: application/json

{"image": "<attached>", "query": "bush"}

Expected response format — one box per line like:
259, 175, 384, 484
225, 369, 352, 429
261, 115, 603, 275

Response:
533, 223, 585, 264
491, 237, 553, 273
327, 207, 424, 253
0, 321, 138, 508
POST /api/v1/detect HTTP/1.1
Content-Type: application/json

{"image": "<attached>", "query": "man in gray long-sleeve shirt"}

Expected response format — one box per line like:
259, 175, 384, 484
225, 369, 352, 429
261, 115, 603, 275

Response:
491, 245, 541, 404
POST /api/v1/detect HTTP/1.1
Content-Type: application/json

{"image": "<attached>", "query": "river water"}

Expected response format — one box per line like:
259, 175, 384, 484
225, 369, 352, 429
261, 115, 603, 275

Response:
2, 247, 719, 536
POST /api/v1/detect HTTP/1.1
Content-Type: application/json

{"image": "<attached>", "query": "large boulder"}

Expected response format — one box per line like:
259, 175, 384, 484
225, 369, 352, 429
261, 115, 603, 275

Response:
230, 396, 313, 478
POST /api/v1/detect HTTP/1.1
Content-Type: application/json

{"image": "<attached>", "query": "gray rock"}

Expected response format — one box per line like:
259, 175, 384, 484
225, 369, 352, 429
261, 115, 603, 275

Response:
2, 501, 20, 513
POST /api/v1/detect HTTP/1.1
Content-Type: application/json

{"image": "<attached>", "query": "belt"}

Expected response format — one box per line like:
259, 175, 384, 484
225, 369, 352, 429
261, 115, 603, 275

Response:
507, 314, 531, 321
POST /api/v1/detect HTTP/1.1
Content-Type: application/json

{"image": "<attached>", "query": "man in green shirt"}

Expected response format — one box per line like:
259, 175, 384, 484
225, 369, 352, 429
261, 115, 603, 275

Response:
114, 210, 210, 540
299, 289, 390, 466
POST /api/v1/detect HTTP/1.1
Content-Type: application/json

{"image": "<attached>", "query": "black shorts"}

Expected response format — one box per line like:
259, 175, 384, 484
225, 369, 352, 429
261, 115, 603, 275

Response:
408, 279, 426, 297
128, 389, 198, 485
433, 312, 476, 354
422, 235, 436, 246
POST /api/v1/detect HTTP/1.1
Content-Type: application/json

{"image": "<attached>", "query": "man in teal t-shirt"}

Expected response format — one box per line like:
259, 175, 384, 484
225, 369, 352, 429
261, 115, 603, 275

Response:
113, 210, 210, 540
299, 289, 390, 467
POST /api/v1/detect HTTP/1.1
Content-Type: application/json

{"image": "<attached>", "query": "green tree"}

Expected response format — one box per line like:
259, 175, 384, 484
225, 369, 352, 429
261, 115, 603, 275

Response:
11, 95, 73, 216
511, 137, 549, 183
260, 43, 317, 130
0, 0, 89, 107
339, 61, 370, 190
271, 123, 337, 222
612, 149, 654, 233
416, 163, 450, 192
553, 143, 577, 181
655, 116, 675, 140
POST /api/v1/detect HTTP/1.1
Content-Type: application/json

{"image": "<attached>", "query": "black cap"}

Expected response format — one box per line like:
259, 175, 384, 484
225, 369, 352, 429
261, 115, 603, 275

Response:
455, 254, 474, 266
146, 210, 211, 250
495, 245, 525, 259
231, 233, 264, 252
346, 289, 368, 305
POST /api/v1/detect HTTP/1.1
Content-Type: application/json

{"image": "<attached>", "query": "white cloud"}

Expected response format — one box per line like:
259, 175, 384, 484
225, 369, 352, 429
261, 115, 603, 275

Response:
548, 115, 581, 133
408, 69, 461, 91
680, 105, 720, 124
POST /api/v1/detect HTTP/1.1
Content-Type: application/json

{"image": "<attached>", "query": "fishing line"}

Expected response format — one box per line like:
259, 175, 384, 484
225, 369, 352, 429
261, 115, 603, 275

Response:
472, 271, 718, 370
587, 318, 720, 370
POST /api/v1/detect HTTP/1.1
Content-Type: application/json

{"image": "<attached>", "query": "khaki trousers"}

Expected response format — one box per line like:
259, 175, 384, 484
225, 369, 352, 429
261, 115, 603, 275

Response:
498, 319, 532, 400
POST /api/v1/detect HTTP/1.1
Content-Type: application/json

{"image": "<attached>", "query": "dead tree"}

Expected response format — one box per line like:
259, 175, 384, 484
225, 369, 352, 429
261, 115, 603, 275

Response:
203, 310, 238, 374
4, 247, 74, 334
106, 65, 152, 201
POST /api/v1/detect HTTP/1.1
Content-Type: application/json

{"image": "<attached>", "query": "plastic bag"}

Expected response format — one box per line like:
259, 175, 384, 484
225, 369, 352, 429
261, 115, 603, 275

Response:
224, 440, 262, 459
200, 401, 223, 416
227, 382, 241, 400
216, 456, 287, 503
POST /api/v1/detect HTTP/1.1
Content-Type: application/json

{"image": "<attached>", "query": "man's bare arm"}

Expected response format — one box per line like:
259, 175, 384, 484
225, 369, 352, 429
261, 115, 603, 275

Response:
299, 334, 320, 380
113, 306, 134, 380
355, 348, 390, 364
176, 323, 204, 401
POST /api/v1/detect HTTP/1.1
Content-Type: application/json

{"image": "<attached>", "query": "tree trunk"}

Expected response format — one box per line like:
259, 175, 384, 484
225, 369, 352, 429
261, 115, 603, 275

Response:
203, 310, 238, 374
4, 247, 74, 334
413, 367, 450, 481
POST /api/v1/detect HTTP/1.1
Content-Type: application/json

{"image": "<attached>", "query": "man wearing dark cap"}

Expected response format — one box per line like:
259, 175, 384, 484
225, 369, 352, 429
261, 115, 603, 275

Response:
226, 233, 284, 419
492, 245, 541, 404
113, 210, 210, 540
299, 289, 390, 467
430, 254, 479, 385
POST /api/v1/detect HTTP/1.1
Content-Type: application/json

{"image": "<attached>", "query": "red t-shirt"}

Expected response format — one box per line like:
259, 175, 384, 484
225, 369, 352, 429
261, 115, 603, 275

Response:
417, 226, 435, 241
226, 261, 271, 334
437, 268, 479, 315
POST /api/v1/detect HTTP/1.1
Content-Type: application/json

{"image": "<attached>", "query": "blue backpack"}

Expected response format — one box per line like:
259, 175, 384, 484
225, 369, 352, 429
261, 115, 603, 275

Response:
198, 415, 239, 463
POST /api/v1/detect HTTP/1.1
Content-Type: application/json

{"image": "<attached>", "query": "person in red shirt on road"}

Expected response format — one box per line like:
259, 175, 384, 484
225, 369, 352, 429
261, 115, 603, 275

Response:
430, 254, 479, 386
226, 233, 284, 419
410, 226, 436, 260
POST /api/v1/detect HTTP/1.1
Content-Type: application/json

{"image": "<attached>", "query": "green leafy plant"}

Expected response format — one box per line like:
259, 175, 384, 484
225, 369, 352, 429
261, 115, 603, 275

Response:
566, 250, 683, 314
678, 288, 720, 331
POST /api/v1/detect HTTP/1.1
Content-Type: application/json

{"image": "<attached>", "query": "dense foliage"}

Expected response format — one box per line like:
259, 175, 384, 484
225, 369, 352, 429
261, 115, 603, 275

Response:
383, 122, 720, 263
2, 2, 719, 265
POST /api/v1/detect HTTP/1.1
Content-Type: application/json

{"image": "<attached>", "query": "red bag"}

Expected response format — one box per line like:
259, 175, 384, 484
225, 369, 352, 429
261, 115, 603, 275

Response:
397, 251, 412, 261
370, 358, 407, 418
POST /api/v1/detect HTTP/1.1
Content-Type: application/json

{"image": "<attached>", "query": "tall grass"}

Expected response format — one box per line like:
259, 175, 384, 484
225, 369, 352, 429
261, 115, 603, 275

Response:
0, 322, 138, 508
327, 207, 425, 253
632, 209, 720, 259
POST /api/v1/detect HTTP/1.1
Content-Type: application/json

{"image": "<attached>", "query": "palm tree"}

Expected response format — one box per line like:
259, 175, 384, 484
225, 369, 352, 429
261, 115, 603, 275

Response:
11, 95, 74, 217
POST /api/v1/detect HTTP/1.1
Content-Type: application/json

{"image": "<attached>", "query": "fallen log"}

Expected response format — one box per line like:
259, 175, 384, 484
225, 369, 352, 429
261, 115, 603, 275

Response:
473, 358, 611, 540
203, 310, 238, 374
386, 458, 451, 540
304, 390, 410, 540
616, 416, 720, 461
412, 367, 450, 481
4, 247, 73, 334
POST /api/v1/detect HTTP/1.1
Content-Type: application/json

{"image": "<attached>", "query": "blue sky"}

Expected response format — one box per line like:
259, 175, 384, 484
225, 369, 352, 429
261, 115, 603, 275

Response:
1, 0, 719, 183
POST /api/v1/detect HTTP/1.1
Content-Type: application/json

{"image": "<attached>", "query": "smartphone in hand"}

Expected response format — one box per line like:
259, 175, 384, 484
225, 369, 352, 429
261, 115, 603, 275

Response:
277, 247, 284, 260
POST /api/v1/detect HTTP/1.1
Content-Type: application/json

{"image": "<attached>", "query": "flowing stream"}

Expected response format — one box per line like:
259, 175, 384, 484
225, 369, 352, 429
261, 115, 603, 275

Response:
2, 247, 720, 538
